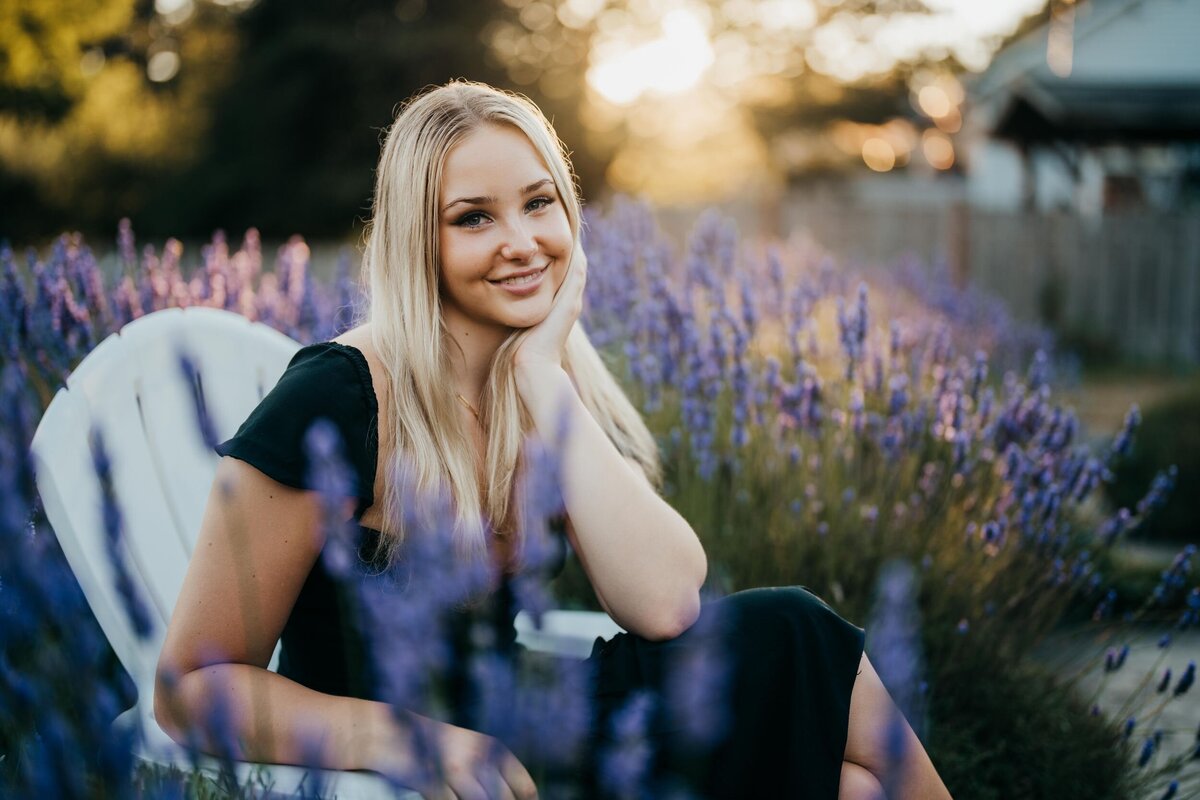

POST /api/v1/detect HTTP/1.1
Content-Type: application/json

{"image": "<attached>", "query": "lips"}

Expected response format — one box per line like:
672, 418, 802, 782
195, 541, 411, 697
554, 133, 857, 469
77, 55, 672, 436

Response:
487, 262, 550, 285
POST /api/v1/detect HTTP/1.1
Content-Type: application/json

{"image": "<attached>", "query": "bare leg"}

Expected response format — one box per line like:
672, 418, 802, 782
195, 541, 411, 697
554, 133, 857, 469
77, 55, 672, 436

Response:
843, 652, 953, 799
840, 761, 884, 799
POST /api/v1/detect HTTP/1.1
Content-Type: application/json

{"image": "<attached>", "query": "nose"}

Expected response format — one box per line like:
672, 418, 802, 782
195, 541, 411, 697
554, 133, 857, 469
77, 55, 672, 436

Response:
500, 217, 537, 262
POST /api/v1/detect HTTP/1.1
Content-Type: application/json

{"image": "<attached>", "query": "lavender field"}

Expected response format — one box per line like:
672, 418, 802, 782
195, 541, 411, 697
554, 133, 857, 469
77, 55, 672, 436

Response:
1, 197, 1196, 799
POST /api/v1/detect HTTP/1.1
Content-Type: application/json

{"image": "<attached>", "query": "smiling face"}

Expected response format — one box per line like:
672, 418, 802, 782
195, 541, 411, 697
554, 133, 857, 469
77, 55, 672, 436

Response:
436, 123, 573, 338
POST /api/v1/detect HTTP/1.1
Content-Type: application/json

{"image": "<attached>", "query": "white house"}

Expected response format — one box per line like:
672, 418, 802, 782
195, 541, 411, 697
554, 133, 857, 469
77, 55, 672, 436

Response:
963, 0, 1200, 215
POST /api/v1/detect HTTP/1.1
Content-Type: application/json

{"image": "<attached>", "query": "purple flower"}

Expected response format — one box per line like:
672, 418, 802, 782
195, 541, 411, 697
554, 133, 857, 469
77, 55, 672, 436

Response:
664, 601, 732, 750
598, 689, 657, 798
88, 428, 154, 640
303, 419, 364, 580
1139, 735, 1156, 767
1109, 404, 1140, 462
868, 560, 927, 738
1174, 661, 1195, 697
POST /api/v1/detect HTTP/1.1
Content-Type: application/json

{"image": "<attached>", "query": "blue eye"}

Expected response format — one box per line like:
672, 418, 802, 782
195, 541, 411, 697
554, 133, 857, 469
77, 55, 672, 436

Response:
454, 196, 555, 229
457, 212, 487, 228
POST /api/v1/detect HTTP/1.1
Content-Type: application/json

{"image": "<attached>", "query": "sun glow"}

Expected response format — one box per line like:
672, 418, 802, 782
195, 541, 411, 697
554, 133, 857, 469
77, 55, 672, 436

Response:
587, 8, 715, 106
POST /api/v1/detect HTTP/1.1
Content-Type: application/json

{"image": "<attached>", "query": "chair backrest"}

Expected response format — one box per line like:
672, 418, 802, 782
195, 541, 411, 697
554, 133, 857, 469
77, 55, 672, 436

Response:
29, 307, 300, 697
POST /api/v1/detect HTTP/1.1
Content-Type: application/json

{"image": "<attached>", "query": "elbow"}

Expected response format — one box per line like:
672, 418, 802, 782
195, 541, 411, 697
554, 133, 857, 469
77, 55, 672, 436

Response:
152, 664, 184, 743
153, 657, 198, 746
655, 541, 706, 640
650, 587, 702, 641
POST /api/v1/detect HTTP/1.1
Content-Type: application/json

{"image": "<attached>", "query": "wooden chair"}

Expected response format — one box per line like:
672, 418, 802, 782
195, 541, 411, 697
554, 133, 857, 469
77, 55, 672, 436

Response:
29, 306, 622, 799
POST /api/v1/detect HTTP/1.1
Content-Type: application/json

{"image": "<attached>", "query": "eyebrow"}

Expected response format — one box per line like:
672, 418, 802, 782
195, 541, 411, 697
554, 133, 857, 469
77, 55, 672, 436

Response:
442, 178, 554, 212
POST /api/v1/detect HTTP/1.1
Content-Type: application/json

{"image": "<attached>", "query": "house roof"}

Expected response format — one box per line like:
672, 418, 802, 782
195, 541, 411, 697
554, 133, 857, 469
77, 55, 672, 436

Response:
993, 82, 1200, 143
968, 0, 1200, 143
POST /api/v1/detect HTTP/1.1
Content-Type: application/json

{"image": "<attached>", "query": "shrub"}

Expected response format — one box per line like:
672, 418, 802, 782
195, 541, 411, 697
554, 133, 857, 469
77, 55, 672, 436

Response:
1, 199, 1195, 798
1104, 381, 1200, 544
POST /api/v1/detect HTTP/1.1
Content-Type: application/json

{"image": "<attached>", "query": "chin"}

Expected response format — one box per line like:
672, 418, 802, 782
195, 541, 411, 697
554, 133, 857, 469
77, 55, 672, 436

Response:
501, 303, 553, 329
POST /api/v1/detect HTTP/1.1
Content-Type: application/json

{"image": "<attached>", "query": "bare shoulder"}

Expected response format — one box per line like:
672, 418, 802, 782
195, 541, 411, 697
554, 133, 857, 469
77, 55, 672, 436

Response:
331, 323, 372, 354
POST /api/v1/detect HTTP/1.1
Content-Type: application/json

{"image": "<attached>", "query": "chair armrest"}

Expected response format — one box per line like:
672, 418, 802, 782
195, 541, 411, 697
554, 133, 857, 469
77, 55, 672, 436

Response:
514, 609, 625, 659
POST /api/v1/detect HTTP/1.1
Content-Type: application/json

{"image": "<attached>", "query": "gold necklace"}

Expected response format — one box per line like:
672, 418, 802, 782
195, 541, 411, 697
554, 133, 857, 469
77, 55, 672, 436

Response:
455, 392, 481, 423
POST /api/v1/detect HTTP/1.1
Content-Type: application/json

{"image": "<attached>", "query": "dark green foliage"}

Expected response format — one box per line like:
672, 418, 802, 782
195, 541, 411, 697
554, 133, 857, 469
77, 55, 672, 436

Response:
136, 0, 514, 240
1106, 381, 1200, 544
927, 645, 1137, 800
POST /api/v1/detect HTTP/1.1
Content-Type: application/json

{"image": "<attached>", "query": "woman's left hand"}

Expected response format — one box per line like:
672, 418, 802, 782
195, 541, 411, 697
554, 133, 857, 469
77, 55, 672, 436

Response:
513, 248, 586, 371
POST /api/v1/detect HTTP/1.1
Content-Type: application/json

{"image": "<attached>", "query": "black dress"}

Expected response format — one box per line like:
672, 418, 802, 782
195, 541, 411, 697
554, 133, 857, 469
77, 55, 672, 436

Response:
215, 342, 867, 799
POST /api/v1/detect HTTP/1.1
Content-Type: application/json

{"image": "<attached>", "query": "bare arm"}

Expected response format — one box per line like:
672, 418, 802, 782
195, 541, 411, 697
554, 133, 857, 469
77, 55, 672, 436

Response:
517, 364, 707, 640
154, 456, 389, 766
154, 458, 537, 798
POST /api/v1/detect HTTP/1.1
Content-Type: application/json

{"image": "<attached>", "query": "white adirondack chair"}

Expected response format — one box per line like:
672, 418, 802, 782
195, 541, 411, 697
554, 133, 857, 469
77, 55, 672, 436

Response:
29, 306, 623, 799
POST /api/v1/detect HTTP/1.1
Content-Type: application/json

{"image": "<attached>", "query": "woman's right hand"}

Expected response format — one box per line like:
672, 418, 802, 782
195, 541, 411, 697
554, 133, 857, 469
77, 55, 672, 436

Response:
370, 709, 539, 800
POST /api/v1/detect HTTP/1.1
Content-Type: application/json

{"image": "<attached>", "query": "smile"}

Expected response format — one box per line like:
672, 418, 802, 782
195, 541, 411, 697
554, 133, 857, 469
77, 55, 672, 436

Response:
488, 263, 549, 293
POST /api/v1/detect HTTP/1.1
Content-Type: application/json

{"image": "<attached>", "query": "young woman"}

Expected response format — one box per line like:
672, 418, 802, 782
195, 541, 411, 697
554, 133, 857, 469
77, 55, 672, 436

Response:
154, 80, 953, 799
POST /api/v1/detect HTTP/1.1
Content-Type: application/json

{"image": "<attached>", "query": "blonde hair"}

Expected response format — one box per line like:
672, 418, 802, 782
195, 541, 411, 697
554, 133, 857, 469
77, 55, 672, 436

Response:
356, 79, 661, 576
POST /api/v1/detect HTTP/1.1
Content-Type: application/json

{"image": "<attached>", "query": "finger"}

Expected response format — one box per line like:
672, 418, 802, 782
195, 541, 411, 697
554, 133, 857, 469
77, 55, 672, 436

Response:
499, 753, 539, 800
447, 774, 488, 800
480, 770, 518, 800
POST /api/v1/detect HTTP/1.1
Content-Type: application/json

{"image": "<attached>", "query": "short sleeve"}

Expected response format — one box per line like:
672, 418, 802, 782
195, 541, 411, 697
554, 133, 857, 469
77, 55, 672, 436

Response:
215, 343, 378, 518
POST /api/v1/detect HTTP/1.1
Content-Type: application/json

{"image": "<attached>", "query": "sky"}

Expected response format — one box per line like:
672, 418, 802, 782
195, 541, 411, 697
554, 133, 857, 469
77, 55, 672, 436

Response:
585, 0, 1050, 103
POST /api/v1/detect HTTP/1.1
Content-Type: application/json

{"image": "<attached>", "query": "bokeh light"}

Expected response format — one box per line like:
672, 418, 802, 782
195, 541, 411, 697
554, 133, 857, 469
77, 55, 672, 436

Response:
921, 130, 955, 170
79, 47, 106, 78
918, 85, 951, 119
862, 138, 896, 172
146, 50, 180, 83
587, 7, 714, 105
155, 0, 195, 26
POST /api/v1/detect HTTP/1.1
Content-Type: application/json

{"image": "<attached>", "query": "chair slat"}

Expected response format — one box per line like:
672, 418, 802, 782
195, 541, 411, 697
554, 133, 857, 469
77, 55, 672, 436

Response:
64, 332, 190, 658
30, 308, 620, 798
119, 309, 299, 556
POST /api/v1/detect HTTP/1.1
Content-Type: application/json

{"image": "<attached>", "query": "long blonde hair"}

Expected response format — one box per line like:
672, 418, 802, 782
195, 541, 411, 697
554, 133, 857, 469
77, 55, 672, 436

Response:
356, 79, 660, 574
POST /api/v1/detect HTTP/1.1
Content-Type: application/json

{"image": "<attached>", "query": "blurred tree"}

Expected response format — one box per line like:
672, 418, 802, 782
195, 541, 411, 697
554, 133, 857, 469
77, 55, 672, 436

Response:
0, 0, 240, 242
483, 0, 1051, 202
0, 0, 134, 122
1, 0, 1053, 244
137, 0, 517, 241
1, 0, 536, 245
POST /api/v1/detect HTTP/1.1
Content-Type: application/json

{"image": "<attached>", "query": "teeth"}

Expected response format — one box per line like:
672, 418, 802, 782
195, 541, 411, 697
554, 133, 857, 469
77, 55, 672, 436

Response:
497, 266, 546, 286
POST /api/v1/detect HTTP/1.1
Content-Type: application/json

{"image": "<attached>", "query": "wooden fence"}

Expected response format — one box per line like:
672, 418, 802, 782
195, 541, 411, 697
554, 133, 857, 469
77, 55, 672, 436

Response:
777, 199, 1200, 366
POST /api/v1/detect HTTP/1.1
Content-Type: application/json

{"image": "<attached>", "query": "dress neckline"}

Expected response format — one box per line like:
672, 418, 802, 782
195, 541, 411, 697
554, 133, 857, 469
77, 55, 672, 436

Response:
316, 340, 564, 577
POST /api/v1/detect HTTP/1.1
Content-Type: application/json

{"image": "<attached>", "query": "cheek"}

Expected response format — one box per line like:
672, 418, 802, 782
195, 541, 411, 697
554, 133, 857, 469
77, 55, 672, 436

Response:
440, 233, 488, 280
552, 210, 573, 247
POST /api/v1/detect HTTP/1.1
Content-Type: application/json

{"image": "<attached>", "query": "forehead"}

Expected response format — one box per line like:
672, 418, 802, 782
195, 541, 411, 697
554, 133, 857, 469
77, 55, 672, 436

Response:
441, 124, 551, 192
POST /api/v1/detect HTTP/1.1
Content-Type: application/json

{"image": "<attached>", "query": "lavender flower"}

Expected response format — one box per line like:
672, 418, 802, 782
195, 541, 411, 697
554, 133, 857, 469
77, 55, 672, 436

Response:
664, 600, 732, 751
1109, 404, 1140, 462
88, 428, 154, 640
598, 689, 657, 799
867, 559, 928, 739
1173, 661, 1195, 697
1139, 735, 1156, 767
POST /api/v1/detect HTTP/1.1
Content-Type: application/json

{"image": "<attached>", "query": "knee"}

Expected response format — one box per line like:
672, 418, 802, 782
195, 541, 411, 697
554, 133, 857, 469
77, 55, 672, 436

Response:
840, 760, 884, 800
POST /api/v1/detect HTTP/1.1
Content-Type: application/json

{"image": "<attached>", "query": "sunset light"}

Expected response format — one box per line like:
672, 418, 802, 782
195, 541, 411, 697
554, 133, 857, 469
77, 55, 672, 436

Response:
587, 8, 714, 105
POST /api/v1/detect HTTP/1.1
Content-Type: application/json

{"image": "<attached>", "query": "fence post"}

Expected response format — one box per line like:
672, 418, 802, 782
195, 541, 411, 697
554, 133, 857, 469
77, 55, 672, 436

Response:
948, 200, 970, 289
